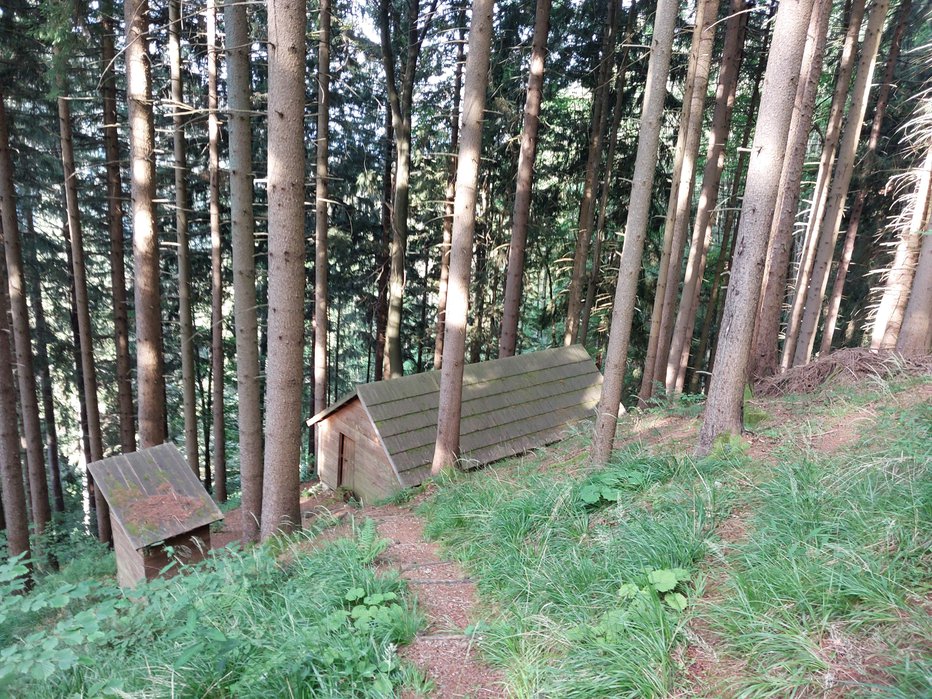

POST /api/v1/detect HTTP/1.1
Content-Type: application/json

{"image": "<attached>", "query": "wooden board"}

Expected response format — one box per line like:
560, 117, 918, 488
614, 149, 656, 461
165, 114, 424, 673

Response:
88, 443, 223, 550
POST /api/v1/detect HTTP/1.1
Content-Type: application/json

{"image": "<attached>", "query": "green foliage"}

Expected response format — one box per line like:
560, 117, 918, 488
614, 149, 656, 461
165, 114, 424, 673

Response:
576, 456, 678, 506
0, 524, 423, 698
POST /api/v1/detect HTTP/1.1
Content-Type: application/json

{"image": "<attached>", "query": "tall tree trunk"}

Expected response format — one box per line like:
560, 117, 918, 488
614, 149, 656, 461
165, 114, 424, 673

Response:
579, 7, 637, 346
648, 0, 720, 397
0, 93, 51, 534
470, 239, 487, 363
431, 0, 494, 474
793, 0, 889, 365
563, 0, 618, 346
57, 70, 113, 541
381, 0, 437, 378
665, 0, 747, 395
169, 0, 198, 473
260, 0, 306, 539
206, 0, 226, 501
820, 0, 909, 354
435, 11, 465, 369
100, 1, 136, 452
590, 0, 677, 465
314, 0, 331, 463
126, 0, 166, 448
896, 195, 932, 354
748, 0, 831, 377
376, 104, 391, 381
23, 211, 64, 514
872, 147, 932, 349
499, 0, 550, 358
638, 0, 719, 404
697, 0, 815, 455
781, 0, 866, 368
0, 228, 29, 561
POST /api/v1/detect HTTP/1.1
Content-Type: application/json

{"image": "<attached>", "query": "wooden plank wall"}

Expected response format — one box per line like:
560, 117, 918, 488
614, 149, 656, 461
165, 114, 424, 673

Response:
318, 400, 399, 504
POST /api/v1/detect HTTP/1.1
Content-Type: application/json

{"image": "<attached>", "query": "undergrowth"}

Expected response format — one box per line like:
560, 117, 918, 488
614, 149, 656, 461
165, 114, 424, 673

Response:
0, 517, 425, 698
420, 441, 746, 697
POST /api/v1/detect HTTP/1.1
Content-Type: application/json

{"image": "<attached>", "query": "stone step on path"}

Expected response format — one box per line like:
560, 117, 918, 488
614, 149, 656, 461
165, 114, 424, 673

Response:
366, 504, 504, 698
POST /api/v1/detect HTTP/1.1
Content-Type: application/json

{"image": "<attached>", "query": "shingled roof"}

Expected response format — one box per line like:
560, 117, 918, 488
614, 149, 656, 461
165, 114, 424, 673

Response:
88, 443, 223, 550
310, 345, 603, 487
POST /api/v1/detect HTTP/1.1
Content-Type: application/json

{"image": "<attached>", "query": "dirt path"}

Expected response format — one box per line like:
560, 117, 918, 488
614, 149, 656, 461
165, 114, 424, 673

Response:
365, 502, 505, 698
213, 492, 503, 697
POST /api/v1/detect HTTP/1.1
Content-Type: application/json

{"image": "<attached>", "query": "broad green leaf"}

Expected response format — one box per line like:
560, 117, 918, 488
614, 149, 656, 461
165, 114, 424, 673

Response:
647, 569, 678, 592
664, 592, 688, 611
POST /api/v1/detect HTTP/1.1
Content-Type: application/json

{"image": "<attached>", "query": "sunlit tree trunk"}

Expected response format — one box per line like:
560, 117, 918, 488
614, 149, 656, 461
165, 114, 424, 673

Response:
820, 0, 909, 354
666, 0, 747, 394
314, 0, 330, 450
591, 0, 677, 465
872, 147, 932, 349
564, 0, 618, 346
638, 0, 718, 405
126, 0, 166, 447
896, 202, 932, 355
781, 0, 866, 368
748, 0, 831, 377
500, 0, 550, 358
697, 0, 815, 455
376, 104, 391, 381
431, 0, 494, 474
0, 92, 51, 534
435, 11, 465, 369
260, 0, 306, 539
100, 1, 136, 452
793, 0, 889, 365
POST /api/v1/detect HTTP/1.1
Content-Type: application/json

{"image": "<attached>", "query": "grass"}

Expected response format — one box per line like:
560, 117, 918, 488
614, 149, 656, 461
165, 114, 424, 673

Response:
420, 374, 930, 697
419, 437, 747, 697
0, 517, 426, 698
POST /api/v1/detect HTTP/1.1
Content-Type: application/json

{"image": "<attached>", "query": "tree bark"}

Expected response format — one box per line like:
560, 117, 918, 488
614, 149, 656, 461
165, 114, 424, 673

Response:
100, 1, 136, 452
872, 147, 932, 349
260, 0, 306, 539
665, 0, 747, 395
23, 211, 64, 514
590, 0, 677, 465
793, 0, 889, 365
638, 0, 718, 405
649, 0, 720, 396
435, 11, 465, 369
206, 0, 226, 501
0, 92, 51, 534
57, 65, 113, 541
376, 104, 392, 381
748, 0, 831, 378
380, 0, 437, 378
168, 0, 198, 473
896, 202, 932, 355
781, 0, 866, 368
499, 0, 550, 358
126, 0, 166, 448
314, 0, 330, 459
697, 0, 815, 455
0, 224, 29, 561
431, 0, 494, 474
820, 0, 909, 354
579, 6, 637, 347
563, 0, 618, 346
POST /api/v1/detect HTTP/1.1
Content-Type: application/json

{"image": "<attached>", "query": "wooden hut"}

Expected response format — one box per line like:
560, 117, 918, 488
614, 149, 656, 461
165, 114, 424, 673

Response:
307, 345, 603, 503
88, 443, 224, 588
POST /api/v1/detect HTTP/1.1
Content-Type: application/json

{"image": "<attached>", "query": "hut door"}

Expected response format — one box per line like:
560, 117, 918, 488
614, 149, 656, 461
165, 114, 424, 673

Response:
337, 433, 355, 494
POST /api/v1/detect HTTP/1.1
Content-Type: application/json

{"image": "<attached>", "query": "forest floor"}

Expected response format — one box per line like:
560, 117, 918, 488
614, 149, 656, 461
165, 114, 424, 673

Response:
2, 354, 929, 697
